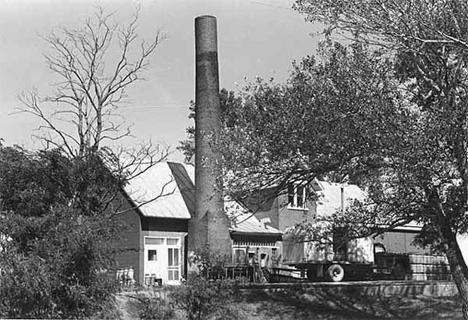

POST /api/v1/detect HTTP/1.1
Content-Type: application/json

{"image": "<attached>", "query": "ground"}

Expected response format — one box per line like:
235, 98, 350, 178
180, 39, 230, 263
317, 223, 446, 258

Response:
114, 284, 463, 320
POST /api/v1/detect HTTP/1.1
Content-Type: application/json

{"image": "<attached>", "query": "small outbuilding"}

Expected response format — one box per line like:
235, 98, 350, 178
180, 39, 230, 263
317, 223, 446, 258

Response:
114, 161, 282, 285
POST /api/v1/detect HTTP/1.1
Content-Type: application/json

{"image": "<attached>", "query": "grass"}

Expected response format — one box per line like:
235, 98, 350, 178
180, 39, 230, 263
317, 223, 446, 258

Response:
232, 288, 463, 320
113, 285, 463, 320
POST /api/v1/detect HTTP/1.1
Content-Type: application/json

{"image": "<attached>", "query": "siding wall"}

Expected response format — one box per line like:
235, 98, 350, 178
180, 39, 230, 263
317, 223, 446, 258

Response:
141, 218, 188, 284
114, 193, 190, 284
140, 230, 187, 284
242, 189, 316, 267
114, 195, 142, 283
374, 231, 430, 255
242, 188, 316, 232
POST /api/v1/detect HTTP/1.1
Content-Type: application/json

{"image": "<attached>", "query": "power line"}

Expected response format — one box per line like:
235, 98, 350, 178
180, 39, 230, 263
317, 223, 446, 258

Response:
249, 0, 294, 11
122, 104, 191, 110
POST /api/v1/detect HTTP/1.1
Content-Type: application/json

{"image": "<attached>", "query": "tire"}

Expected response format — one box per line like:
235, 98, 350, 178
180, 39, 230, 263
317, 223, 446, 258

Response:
327, 264, 345, 282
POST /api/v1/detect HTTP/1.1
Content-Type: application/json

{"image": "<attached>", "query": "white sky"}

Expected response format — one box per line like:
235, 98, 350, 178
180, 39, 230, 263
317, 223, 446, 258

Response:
0, 0, 321, 161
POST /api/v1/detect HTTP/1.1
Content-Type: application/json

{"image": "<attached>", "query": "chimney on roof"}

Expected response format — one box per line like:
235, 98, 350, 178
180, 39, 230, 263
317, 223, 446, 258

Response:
189, 16, 231, 262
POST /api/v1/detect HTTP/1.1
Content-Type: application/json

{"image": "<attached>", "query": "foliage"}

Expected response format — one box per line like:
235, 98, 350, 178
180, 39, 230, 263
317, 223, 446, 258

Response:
137, 293, 175, 320
169, 251, 239, 320
182, 1, 468, 314
171, 276, 238, 320
0, 145, 123, 318
192, 249, 230, 280
178, 89, 242, 162
0, 5, 169, 319
293, 1, 468, 317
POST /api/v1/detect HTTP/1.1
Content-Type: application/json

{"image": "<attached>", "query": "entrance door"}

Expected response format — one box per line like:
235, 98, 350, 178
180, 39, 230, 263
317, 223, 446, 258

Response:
144, 237, 182, 285
144, 237, 165, 284
167, 238, 181, 284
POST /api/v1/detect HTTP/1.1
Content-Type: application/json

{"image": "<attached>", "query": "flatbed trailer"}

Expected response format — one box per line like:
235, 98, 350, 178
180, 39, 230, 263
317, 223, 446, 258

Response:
281, 238, 453, 282
282, 236, 375, 282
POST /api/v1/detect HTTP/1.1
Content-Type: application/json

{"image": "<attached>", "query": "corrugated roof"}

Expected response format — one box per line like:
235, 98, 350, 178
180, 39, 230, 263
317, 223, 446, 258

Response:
123, 161, 282, 237
225, 199, 282, 236
123, 162, 194, 219
168, 162, 195, 217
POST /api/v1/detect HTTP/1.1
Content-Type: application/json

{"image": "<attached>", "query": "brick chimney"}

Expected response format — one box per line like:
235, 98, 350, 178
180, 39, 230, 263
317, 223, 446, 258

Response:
189, 16, 231, 260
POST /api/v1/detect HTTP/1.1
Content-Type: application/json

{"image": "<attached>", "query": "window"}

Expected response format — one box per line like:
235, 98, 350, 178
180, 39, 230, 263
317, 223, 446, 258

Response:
148, 250, 157, 261
288, 183, 308, 209
168, 248, 180, 281
233, 248, 246, 264
145, 237, 164, 245
167, 238, 179, 246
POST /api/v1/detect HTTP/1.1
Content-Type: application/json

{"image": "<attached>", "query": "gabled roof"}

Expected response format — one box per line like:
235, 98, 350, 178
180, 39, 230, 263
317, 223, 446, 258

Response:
225, 198, 282, 237
123, 161, 282, 237
123, 162, 194, 219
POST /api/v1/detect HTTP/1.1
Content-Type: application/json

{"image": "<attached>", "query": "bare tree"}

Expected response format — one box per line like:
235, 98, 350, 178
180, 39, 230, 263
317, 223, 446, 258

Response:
17, 6, 166, 160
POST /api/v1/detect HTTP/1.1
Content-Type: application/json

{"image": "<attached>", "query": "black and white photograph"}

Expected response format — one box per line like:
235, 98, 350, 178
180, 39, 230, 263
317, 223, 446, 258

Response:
0, 0, 467, 319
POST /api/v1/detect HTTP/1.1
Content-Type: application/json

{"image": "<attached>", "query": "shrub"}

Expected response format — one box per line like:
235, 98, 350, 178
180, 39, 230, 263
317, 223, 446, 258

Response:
138, 294, 175, 320
170, 275, 239, 320
0, 147, 123, 318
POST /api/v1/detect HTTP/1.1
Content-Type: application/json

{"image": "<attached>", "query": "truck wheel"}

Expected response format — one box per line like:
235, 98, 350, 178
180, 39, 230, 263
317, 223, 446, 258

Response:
327, 264, 345, 282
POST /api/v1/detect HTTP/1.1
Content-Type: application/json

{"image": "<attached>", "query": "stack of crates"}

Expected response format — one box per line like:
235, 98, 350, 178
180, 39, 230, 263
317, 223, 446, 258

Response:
407, 254, 452, 281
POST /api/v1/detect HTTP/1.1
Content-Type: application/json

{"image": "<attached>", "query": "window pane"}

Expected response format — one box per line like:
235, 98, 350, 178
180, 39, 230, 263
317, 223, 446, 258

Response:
168, 248, 173, 266
173, 248, 179, 266
288, 184, 294, 206
145, 237, 164, 245
234, 249, 246, 264
167, 238, 179, 246
148, 250, 157, 261
297, 186, 304, 207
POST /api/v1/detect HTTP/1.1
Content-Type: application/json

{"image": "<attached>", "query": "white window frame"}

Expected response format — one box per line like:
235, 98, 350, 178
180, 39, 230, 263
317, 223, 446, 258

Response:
167, 238, 181, 284
143, 236, 182, 285
288, 183, 308, 209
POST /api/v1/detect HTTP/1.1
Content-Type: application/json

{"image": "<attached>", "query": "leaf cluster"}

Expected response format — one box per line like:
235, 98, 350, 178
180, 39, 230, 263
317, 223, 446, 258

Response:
0, 145, 124, 318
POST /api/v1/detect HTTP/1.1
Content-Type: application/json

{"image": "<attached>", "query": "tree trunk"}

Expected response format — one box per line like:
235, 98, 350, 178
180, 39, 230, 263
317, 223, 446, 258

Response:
444, 232, 468, 320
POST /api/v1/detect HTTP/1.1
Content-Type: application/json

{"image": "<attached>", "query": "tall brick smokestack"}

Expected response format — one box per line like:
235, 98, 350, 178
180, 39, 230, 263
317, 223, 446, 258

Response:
189, 16, 231, 259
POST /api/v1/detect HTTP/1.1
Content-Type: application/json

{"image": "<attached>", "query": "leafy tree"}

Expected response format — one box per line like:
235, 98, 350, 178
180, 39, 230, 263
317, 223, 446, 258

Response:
292, 1, 468, 317
0, 145, 124, 318
181, 34, 468, 316
178, 89, 243, 162
179, 0, 468, 316
0, 6, 170, 318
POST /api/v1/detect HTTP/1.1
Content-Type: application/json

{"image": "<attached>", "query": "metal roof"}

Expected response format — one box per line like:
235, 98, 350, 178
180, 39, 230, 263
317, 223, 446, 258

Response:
225, 198, 282, 236
123, 162, 194, 219
123, 161, 282, 237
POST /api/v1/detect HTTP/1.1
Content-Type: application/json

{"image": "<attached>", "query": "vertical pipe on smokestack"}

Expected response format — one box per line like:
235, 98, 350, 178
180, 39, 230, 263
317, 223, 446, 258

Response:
340, 185, 344, 212
190, 16, 231, 259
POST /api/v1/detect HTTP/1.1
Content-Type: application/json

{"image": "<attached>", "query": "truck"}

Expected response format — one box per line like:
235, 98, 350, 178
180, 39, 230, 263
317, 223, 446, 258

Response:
280, 235, 453, 282
282, 235, 375, 282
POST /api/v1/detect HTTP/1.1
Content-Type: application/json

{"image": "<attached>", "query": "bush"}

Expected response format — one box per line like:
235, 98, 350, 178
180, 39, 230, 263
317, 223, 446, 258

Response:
0, 211, 120, 319
170, 275, 239, 320
0, 147, 123, 318
138, 294, 175, 320
0, 253, 56, 318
